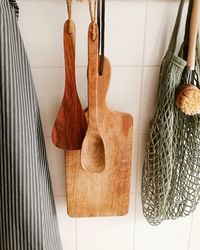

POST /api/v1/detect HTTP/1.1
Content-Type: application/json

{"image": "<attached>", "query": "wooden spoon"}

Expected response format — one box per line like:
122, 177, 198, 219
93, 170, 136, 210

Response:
52, 20, 87, 150
81, 23, 105, 173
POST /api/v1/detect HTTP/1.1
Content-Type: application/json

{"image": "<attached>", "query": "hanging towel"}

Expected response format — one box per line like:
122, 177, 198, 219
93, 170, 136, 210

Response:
0, 1, 63, 249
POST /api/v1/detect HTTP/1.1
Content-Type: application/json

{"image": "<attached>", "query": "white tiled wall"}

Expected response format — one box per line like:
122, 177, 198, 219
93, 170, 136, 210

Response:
17, 1, 200, 250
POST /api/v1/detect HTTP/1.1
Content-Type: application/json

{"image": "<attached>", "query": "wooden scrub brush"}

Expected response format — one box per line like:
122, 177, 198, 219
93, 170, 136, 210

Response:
176, 76, 200, 115
176, 0, 200, 115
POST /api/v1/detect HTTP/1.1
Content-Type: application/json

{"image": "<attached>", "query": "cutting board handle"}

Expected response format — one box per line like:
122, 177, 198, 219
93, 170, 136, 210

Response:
97, 57, 111, 111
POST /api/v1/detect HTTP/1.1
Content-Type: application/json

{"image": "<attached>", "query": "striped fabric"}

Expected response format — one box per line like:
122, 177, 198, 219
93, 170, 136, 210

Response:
0, 1, 63, 249
7, 0, 19, 18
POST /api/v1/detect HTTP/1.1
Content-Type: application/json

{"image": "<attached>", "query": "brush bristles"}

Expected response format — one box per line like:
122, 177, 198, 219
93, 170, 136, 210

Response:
176, 84, 200, 115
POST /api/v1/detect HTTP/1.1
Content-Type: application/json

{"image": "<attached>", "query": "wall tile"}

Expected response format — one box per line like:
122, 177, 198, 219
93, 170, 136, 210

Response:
45, 138, 66, 196
32, 68, 65, 137
32, 67, 87, 137
144, 1, 171, 66
134, 193, 192, 250
77, 244, 132, 250
55, 196, 76, 247
105, 1, 146, 66
130, 135, 139, 194
139, 67, 160, 135
136, 135, 148, 195
134, 240, 188, 250
189, 204, 200, 240
18, 0, 145, 67
63, 246, 75, 250
18, 1, 66, 67
76, 193, 134, 246
144, 1, 187, 67
33, 67, 141, 137
18, 0, 90, 67
107, 67, 142, 134
189, 240, 200, 250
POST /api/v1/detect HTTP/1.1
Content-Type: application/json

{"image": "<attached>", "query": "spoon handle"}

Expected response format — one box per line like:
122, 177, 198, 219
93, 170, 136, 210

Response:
88, 22, 99, 126
187, 0, 200, 70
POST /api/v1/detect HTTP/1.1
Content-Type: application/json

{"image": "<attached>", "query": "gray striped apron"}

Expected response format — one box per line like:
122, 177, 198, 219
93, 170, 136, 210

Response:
0, 1, 63, 249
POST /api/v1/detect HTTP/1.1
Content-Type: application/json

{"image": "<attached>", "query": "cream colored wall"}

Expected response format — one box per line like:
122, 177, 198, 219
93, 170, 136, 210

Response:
17, 0, 200, 250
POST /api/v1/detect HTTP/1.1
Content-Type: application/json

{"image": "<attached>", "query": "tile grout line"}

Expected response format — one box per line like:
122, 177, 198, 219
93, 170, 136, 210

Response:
187, 215, 194, 250
45, 133, 149, 139
75, 218, 78, 250
30, 65, 161, 70
18, 0, 181, 2
53, 190, 136, 198
132, 1, 148, 250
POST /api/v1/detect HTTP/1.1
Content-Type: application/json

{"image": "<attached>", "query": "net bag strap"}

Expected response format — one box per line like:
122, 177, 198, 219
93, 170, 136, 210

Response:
168, 0, 185, 53
168, 0, 194, 57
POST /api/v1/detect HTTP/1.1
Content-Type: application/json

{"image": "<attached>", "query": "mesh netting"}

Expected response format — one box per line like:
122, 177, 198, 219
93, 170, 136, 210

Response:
141, 0, 200, 225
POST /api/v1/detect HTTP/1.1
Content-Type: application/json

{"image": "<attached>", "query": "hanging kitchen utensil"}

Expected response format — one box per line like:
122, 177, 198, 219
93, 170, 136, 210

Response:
65, 0, 133, 217
52, 0, 87, 150
176, 0, 200, 115
142, 0, 200, 226
81, 21, 105, 173
81, 0, 105, 173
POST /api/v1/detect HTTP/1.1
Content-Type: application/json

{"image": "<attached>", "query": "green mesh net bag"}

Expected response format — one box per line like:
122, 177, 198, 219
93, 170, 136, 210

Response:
142, 0, 200, 226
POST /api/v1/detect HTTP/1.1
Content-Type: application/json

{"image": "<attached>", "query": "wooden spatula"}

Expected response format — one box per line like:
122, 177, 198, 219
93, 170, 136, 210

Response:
52, 20, 87, 150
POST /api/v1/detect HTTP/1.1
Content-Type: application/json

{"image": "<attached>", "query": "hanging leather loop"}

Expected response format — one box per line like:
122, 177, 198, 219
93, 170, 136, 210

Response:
88, 0, 98, 41
97, 0, 105, 75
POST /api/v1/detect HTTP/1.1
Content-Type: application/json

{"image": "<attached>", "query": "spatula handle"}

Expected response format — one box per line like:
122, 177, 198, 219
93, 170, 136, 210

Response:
88, 22, 99, 125
64, 20, 76, 93
187, 0, 200, 70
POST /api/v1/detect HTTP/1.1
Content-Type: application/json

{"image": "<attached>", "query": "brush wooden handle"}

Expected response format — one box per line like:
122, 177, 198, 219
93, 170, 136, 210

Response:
187, 0, 200, 70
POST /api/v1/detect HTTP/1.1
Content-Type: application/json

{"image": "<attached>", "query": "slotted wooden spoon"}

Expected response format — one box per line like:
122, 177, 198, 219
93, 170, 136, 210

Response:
52, 20, 87, 150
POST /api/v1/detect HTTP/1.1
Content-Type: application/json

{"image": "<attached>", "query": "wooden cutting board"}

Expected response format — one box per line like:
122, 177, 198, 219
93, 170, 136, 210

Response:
65, 53, 133, 217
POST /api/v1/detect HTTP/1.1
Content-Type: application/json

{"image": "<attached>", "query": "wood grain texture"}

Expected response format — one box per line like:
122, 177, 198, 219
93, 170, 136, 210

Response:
52, 20, 87, 150
187, 0, 200, 69
81, 23, 105, 173
65, 24, 133, 216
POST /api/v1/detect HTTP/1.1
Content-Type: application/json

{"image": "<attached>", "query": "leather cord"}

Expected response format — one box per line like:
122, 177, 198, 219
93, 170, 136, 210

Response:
97, 0, 105, 75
